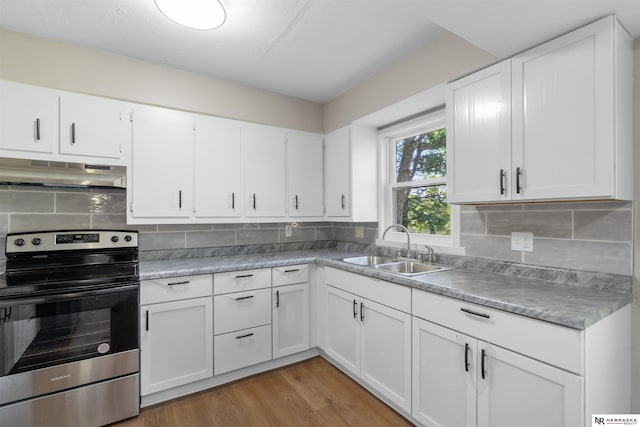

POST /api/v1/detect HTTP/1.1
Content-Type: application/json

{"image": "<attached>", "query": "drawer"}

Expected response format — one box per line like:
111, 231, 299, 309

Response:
214, 288, 271, 335
272, 264, 308, 286
325, 267, 411, 313
214, 324, 272, 375
141, 275, 212, 305
214, 268, 271, 295
412, 289, 584, 374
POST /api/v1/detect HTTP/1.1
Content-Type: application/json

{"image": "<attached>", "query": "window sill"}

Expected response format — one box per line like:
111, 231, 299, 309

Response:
374, 237, 466, 256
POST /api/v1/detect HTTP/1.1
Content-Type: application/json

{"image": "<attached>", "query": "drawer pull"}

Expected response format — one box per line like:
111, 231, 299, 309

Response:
235, 274, 254, 279
167, 281, 190, 286
283, 268, 300, 273
464, 342, 470, 372
460, 307, 490, 319
235, 295, 255, 301
481, 349, 487, 380
236, 332, 254, 340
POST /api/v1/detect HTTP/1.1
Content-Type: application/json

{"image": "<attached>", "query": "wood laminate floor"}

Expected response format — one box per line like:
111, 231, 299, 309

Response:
114, 356, 413, 427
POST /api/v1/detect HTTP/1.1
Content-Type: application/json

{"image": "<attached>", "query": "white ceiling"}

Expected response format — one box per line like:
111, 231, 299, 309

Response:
0, 0, 639, 104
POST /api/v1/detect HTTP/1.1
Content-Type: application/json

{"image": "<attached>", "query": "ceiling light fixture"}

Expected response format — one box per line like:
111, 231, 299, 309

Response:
155, 0, 226, 30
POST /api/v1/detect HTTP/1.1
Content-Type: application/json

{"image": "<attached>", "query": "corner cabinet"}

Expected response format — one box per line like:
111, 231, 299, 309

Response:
129, 104, 194, 220
140, 275, 214, 396
322, 268, 412, 413
447, 16, 632, 204
324, 124, 378, 221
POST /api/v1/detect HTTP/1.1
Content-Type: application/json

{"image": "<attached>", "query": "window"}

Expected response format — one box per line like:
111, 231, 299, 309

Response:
379, 110, 459, 249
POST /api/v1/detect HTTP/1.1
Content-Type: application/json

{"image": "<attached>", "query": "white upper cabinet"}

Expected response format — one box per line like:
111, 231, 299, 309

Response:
511, 16, 632, 201
447, 16, 632, 204
129, 104, 194, 219
194, 115, 241, 218
59, 92, 131, 160
0, 80, 58, 155
242, 124, 286, 218
324, 124, 377, 221
446, 60, 511, 204
286, 131, 324, 218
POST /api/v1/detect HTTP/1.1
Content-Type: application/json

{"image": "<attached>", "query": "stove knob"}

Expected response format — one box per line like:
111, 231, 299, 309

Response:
14, 238, 25, 247
31, 238, 42, 246
111, 235, 119, 243
124, 235, 132, 242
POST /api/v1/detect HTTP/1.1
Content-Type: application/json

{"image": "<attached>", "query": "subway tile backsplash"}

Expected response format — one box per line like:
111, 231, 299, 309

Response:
0, 185, 633, 276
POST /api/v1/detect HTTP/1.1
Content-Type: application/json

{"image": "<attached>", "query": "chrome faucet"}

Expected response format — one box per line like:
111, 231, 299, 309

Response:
423, 244, 434, 264
382, 224, 412, 259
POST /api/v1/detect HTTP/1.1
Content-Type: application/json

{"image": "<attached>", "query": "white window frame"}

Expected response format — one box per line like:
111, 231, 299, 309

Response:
376, 110, 462, 255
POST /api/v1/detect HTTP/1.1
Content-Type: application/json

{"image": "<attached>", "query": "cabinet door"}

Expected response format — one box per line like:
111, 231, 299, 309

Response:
446, 60, 512, 203
194, 115, 241, 218
273, 283, 309, 358
477, 343, 583, 427
59, 92, 131, 160
242, 124, 286, 217
412, 318, 476, 427
130, 105, 193, 218
324, 285, 360, 376
512, 18, 614, 200
0, 80, 58, 155
286, 132, 324, 217
140, 297, 213, 396
360, 299, 411, 413
324, 127, 350, 217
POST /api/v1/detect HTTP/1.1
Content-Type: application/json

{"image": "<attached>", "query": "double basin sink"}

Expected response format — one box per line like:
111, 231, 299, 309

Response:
342, 256, 454, 277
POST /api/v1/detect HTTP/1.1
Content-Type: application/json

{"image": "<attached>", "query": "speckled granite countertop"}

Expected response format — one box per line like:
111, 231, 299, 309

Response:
139, 248, 632, 330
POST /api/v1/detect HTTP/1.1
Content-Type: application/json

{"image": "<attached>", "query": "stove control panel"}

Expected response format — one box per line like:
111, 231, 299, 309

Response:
6, 230, 138, 253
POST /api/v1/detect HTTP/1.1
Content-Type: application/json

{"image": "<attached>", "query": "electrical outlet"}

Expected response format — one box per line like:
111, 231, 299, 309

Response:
355, 226, 364, 239
285, 225, 292, 237
511, 232, 533, 252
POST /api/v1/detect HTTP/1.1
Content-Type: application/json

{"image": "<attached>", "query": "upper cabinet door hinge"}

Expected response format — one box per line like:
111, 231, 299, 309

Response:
129, 203, 134, 213
129, 112, 134, 123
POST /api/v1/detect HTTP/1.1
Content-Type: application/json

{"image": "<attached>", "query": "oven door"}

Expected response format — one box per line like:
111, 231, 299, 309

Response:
0, 284, 139, 405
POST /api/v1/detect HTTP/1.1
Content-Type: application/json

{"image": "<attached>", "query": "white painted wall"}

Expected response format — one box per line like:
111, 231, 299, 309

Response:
0, 28, 324, 133
323, 32, 495, 132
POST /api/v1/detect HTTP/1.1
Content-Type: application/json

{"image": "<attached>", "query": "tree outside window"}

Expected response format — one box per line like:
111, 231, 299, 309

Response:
392, 127, 450, 235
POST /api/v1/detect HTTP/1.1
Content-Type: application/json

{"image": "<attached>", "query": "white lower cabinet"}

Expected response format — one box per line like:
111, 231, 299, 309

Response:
273, 283, 309, 358
323, 283, 411, 413
412, 308, 583, 427
140, 276, 214, 396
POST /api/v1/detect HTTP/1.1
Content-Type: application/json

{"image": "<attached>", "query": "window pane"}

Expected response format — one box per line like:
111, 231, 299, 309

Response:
395, 128, 446, 183
394, 185, 450, 235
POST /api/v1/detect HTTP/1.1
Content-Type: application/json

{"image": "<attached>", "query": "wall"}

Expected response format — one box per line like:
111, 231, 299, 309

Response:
632, 37, 640, 413
0, 184, 378, 269
0, 29, 324, 133
460, 201, 633, 276
323, 32, 495, 132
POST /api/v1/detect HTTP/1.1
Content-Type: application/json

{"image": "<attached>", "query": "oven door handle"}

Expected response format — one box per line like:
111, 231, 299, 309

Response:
0, 284, 139, 307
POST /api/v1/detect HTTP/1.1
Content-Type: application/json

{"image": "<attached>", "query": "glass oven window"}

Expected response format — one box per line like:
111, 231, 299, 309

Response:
0, 287, 138, 377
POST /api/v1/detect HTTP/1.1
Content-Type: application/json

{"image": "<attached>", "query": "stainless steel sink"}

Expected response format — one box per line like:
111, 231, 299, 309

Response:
374, 261, 453, 276
342, 256, 397, 266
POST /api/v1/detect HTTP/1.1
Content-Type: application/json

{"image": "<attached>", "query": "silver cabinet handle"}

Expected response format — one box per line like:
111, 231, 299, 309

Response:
341, 194, 345, 209
499, 169, 505, 195
71, 123, 76, 144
